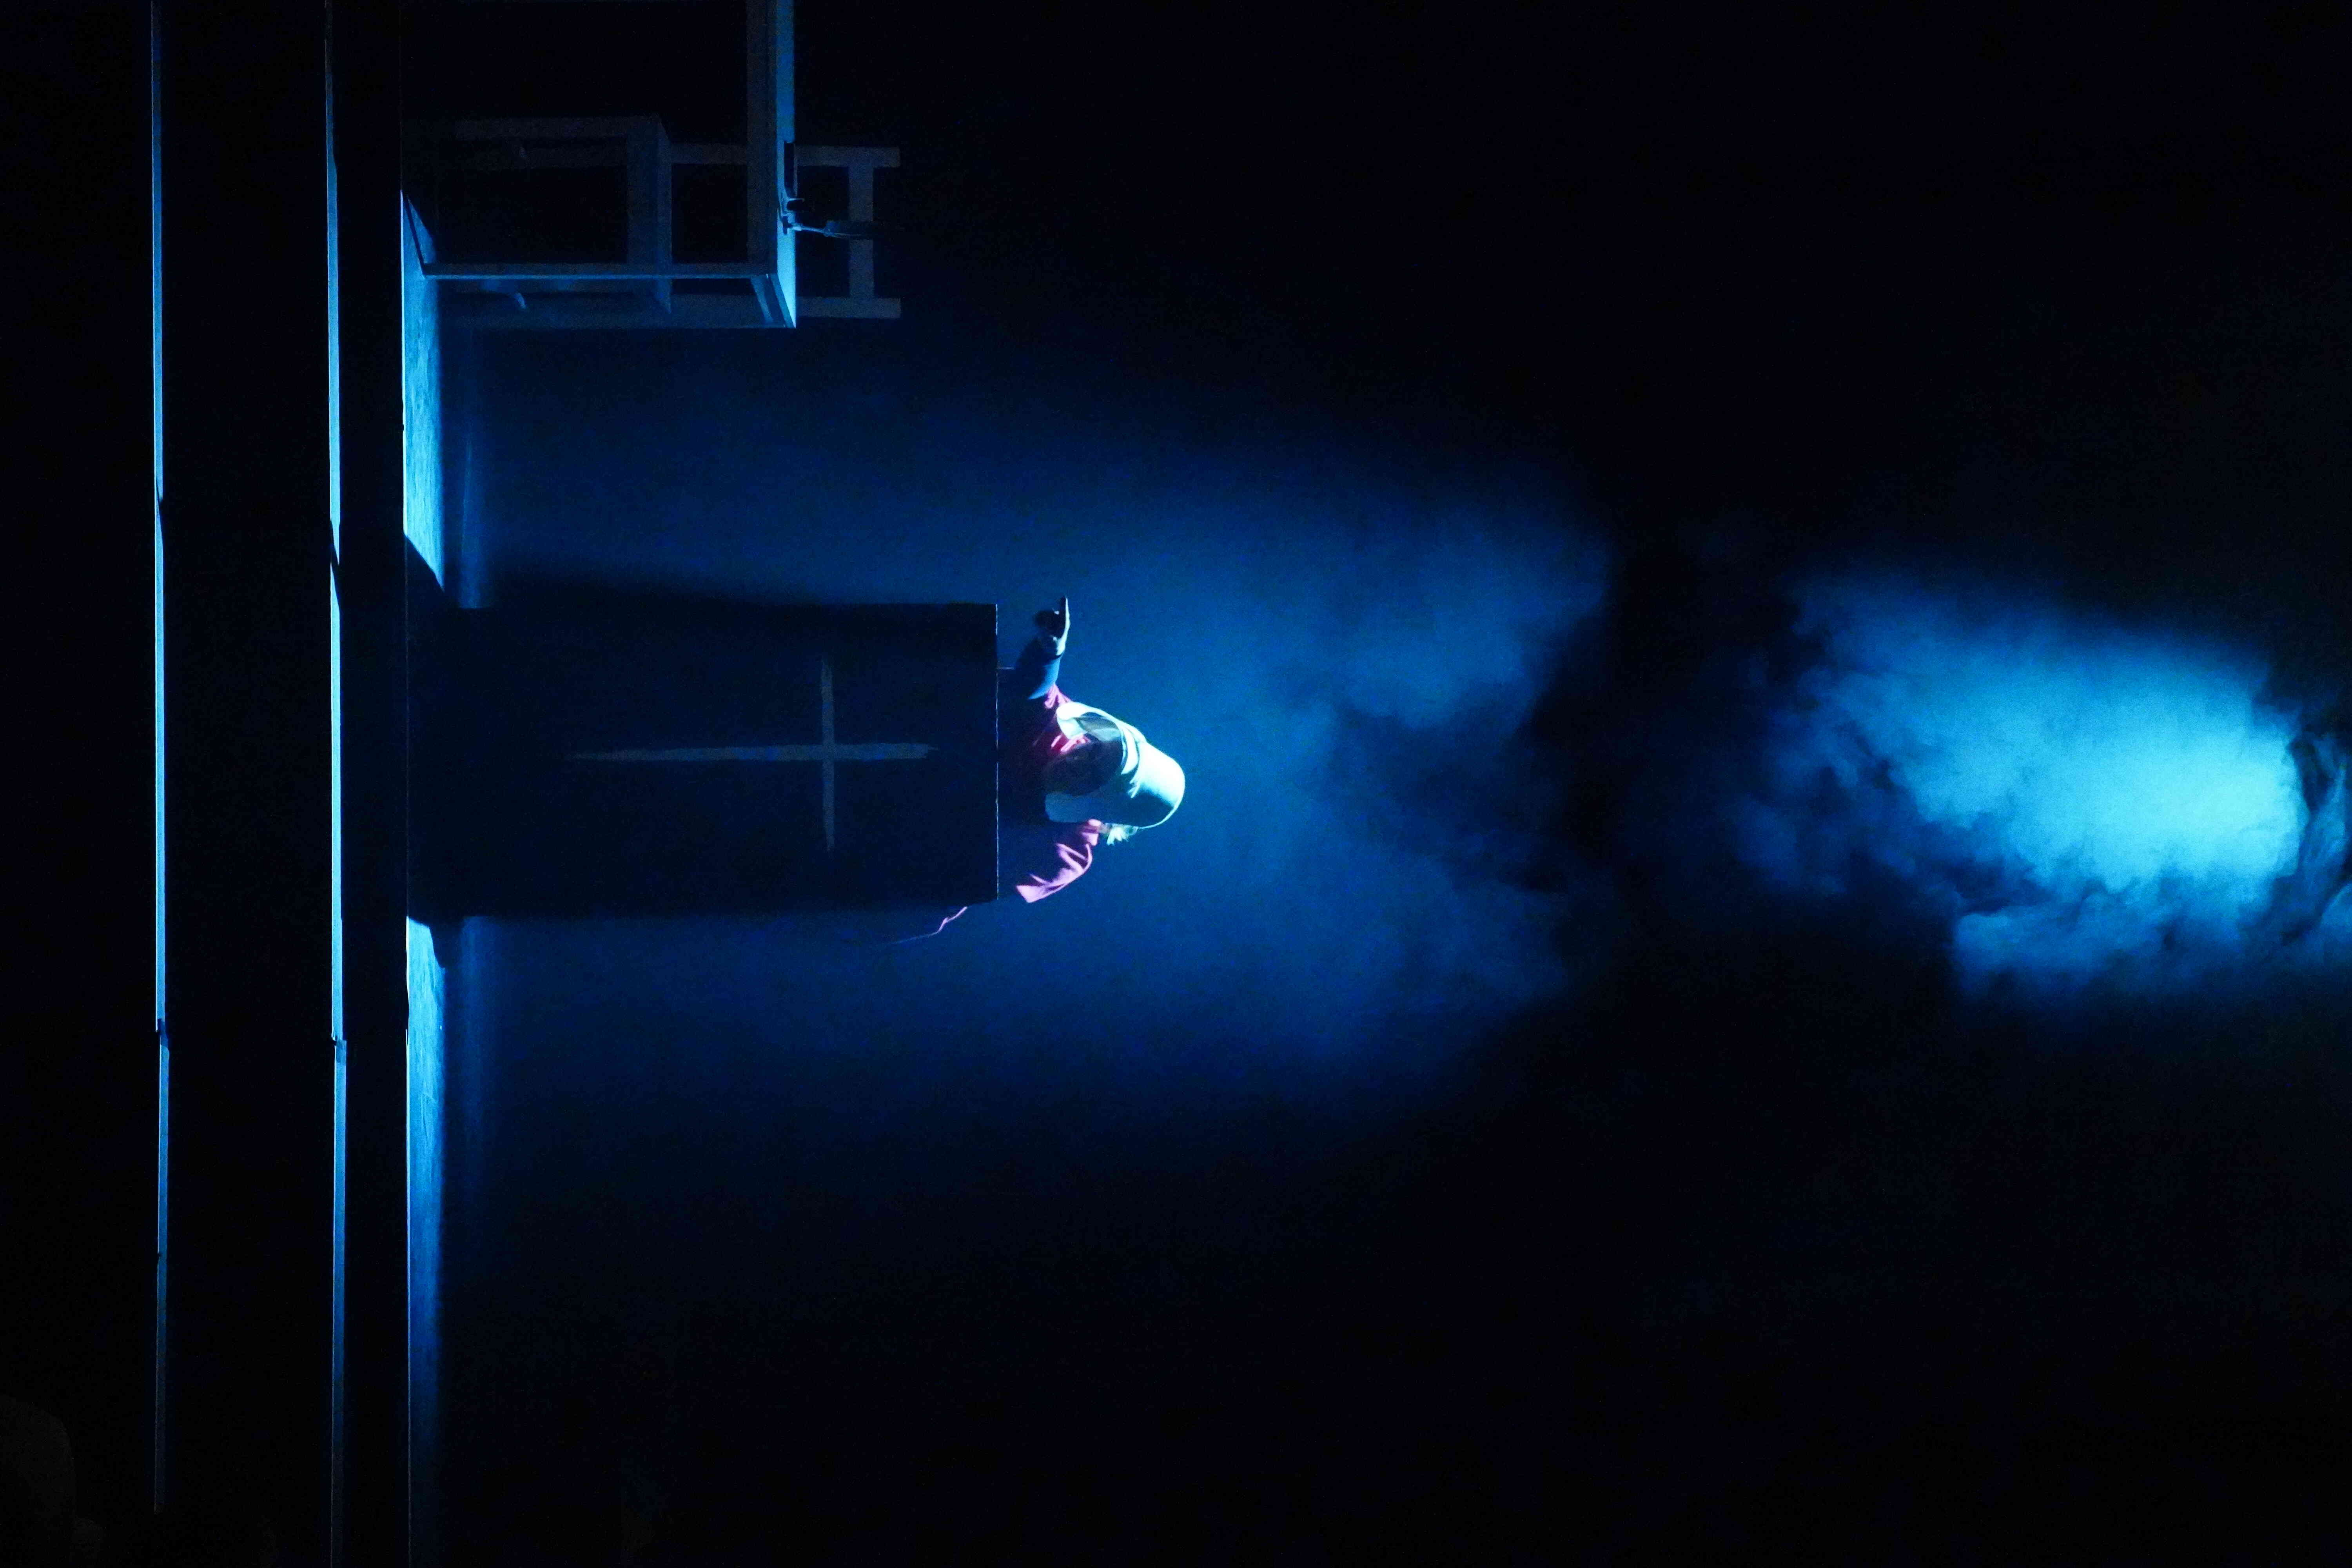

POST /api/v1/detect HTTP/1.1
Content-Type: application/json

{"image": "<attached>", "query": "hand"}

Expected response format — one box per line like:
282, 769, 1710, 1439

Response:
1034, 596, 1071, 651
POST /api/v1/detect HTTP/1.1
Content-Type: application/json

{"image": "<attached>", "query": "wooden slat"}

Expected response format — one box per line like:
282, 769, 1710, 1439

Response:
448, 115, 658, 140
424, 260, 776, 278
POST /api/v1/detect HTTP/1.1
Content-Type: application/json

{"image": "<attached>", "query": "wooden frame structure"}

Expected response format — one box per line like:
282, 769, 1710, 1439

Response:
419, 0, 790, 326
412, 0, 898, 328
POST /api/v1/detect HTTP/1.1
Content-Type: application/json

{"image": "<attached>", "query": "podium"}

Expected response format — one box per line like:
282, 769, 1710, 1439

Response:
414, 593, 997, 918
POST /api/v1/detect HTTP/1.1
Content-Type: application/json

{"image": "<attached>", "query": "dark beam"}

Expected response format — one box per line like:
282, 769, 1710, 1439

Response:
159, 4, 338, 1559
331, 0, 414, 1562
2, 2, 167, 1547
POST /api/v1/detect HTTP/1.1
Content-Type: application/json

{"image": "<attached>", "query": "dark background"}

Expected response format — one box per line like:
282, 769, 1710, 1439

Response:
15, 2, 2352, 1560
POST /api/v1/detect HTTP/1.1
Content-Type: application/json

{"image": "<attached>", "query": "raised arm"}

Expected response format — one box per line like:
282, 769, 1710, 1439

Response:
1008, 595, 1071, 703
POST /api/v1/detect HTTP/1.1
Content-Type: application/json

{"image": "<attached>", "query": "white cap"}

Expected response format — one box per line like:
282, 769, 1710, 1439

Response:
1045, 706, 1185, 829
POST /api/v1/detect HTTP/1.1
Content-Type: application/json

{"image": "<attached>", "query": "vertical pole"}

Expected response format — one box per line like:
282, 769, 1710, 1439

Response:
626, 118, 673, 315
159, 3, 339, 1561
822, 656, 838, 852
845, 154, 879, 305
332, 0, 415, 1561
745, 0, 779, 268
9, 2, 167, 1539
151, 0, 171, 1518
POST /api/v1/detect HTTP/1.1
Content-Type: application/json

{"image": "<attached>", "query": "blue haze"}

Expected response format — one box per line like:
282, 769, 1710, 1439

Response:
452, 343, 1603, 1216
1735, 568, 2350, 1001
436, 339, 2352, 1374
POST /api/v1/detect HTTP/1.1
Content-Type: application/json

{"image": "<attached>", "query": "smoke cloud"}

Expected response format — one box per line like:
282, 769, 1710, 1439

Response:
1735, 568, 2350, 1001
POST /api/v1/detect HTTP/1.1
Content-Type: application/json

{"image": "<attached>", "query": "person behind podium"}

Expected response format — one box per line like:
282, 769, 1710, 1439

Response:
886, 597, 1183, 941
1002, 595, 1185, 896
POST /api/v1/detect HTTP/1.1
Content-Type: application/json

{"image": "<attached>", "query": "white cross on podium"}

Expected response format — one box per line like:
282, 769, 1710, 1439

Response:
571, 657, 935, 851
